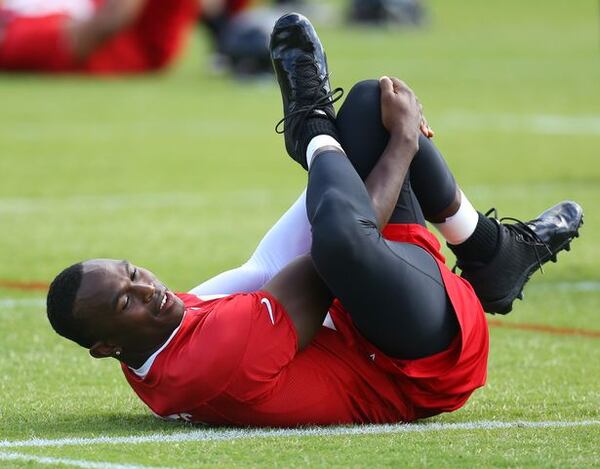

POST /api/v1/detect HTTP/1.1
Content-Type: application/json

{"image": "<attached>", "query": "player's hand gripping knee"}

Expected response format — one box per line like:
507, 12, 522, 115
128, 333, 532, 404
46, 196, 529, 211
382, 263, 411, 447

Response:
379, 76, 434, 142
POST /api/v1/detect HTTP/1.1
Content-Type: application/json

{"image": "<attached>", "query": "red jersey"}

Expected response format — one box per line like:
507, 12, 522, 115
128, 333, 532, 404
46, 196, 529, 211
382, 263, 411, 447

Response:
122, 224, 489, 426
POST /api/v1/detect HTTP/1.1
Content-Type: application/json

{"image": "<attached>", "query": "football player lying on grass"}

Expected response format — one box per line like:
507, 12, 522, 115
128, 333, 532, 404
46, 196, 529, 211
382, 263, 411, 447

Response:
46, 14, 583, 426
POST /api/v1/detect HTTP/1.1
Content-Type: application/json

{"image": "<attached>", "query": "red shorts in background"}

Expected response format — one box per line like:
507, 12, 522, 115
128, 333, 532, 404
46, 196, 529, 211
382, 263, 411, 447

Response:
0, 14, 75, 71
0, 0, 248, 73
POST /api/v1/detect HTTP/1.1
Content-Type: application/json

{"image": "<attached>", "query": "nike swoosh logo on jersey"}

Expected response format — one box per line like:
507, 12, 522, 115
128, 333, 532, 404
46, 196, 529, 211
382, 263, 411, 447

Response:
261, 298, 275, 325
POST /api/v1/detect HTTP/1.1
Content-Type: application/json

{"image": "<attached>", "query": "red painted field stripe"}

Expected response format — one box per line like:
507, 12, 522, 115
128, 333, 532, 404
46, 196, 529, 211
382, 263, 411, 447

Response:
1, 279, 599, 338
488, 319, 600, 338
0, 280, 48, 292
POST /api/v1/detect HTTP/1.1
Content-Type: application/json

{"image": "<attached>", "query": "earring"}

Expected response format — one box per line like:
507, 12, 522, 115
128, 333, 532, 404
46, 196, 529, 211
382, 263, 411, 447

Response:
115, 350, 121, 356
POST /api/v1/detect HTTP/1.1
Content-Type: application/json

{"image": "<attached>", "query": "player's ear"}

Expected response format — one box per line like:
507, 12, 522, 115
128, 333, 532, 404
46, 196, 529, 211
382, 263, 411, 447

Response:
89, 341, 119, 359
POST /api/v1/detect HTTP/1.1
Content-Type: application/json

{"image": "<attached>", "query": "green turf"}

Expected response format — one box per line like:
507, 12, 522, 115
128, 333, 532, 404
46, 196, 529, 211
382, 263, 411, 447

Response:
1, 0, 599, 466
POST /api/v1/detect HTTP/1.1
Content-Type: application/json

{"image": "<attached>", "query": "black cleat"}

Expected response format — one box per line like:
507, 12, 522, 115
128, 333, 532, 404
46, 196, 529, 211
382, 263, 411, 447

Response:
456, 201, 584, 314
270, 13, 343, 169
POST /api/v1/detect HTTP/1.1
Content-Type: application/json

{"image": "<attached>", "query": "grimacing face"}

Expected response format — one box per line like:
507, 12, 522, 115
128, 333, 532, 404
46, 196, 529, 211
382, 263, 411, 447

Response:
75, 259, 185, 359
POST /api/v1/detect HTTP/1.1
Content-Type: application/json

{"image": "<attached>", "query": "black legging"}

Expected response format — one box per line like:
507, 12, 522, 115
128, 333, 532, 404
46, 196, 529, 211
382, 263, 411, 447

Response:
337, 80, 458, 224
306, 80, 459, 360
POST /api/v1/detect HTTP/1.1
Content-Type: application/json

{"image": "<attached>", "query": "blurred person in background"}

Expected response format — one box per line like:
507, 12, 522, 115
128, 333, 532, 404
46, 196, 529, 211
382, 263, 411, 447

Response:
349, 0, 427, 26
0, 0, 267, 75
202, 4, 280, 78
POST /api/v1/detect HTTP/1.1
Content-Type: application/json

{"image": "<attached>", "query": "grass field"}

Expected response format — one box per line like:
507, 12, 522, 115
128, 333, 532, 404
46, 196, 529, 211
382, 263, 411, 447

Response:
1, 0, 599, 466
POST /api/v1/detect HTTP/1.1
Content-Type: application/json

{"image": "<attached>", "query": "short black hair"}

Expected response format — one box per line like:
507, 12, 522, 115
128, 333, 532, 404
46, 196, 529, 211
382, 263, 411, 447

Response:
46, 262, 96, 348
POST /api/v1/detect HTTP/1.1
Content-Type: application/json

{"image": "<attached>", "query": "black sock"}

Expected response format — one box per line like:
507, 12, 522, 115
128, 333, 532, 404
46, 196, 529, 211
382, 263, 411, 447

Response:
298, 116, 339, 168
448, 212, 499, 264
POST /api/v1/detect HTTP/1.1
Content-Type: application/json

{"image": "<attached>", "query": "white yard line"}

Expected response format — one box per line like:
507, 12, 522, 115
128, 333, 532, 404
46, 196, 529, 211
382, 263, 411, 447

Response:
438, 112, 600, 136
0, 182, 596, 215
0, 451, 168, 469
0, 190, 271, 214
1, 420, 598, 449
2, 112, 598, 138
0, 298, 45, 308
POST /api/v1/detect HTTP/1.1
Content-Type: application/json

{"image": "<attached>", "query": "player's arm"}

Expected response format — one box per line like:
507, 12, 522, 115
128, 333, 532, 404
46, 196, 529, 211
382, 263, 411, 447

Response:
263, 255, 332, 351
189, 190, 311, 296
65, 0, 147, 61
367, 76, 428, 227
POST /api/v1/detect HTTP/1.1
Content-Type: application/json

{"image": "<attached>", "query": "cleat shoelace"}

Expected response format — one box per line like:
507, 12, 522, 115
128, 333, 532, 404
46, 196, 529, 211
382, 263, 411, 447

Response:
453, 208, 553, 275
484, 208, 553, 274
274, 56, 344, 142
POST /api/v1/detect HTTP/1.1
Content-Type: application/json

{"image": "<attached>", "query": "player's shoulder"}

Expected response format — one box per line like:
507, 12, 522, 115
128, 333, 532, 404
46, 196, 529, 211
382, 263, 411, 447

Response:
133, 292, 266, 403
177, 292, 229, 309
175, 291, 267, 346
176, 291, 294, 369
176, 291, 266, 314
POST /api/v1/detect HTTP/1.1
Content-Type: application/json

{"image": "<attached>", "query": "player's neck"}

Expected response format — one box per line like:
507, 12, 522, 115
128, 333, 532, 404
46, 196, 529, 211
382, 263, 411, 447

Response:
120, 350, 153, 369
119, 319, 184, 369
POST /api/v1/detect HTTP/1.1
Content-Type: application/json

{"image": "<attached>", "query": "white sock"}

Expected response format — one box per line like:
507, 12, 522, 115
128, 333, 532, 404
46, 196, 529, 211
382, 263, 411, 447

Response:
433, 190, 479, 245
306, 135, 344, 169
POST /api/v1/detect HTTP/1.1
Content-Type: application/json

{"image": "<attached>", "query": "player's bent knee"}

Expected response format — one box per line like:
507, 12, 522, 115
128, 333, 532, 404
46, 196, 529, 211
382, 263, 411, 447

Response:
347, 79, 380, 100
338, 79, 388, 180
